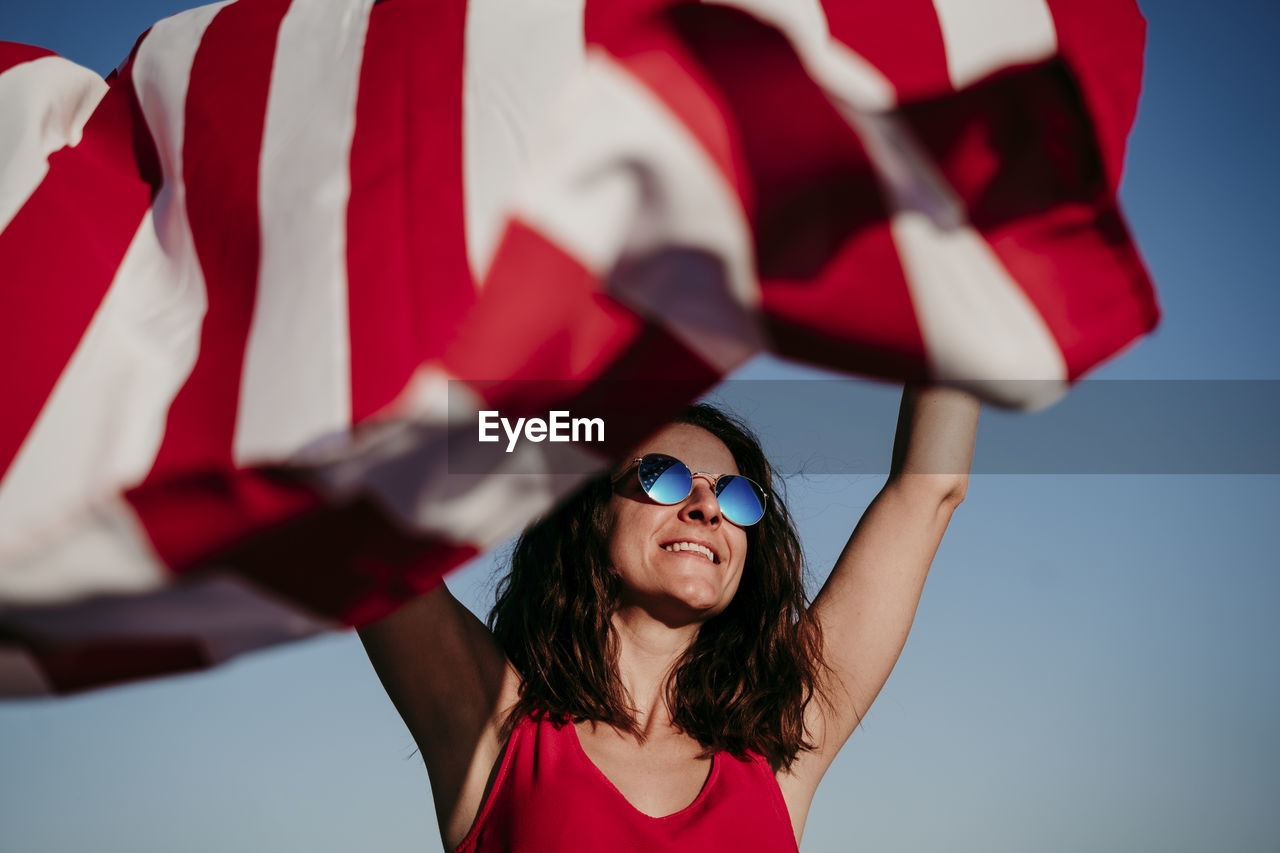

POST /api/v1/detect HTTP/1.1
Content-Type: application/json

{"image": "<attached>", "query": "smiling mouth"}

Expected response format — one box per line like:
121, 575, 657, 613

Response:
662, 541, 719, 563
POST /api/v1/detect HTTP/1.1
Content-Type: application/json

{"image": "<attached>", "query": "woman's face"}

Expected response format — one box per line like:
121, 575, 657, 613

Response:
608, 423, 750, 625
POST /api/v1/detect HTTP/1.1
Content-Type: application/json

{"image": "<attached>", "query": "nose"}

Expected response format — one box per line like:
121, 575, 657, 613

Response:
678, 475, 722, 525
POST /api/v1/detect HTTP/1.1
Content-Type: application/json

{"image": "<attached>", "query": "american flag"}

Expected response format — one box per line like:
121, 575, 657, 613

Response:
0, 0, 1157, 695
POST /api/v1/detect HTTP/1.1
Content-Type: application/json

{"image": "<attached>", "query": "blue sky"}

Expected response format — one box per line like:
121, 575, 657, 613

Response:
2, 2, 1277, 851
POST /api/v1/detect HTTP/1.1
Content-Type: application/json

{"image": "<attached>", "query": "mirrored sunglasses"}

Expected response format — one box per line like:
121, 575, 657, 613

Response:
613, 453, 768, 527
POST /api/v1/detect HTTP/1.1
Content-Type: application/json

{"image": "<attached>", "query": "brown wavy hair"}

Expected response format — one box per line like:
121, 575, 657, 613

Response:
488, 404, 829, 771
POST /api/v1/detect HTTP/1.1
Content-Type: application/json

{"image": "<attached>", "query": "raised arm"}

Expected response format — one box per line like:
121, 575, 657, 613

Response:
779, 384, 980, 823
358, 585, 519, 849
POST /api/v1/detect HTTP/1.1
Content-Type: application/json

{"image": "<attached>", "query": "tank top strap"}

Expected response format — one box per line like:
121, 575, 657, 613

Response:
452, 714, 537, 853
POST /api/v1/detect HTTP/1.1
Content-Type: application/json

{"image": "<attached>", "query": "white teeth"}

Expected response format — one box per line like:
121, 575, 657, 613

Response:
662, 541, 716, 562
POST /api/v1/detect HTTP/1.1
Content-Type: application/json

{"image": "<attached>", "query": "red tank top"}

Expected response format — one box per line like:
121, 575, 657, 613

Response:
454, 714, 799, 852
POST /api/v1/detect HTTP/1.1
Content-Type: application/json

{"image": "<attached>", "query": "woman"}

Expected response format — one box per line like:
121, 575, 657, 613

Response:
360, 384, 979, 850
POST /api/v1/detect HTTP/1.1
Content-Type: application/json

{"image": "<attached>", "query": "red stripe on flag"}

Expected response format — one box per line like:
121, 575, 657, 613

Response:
0, 41, 56, 72
127, 467, 472, 624
653, 5, 927, 378
0, 57, 156, 480
23, 637, 210, 695
449, 220, 646, 395
142, 0, 289, 479
130, 0, 310, 573
564, 318, 726, 457
989, 203, 1156, 380
1045, 0, 1146, 194
127, 468, 322, 572
821, 0, 949, 103
662, 6, 888, 272
212, 496, 479, 626
458, 224, 724, 456
900, 61, 1157, 379
761, 219, 929, 382
10, 508, 478, 693
347, 0, 473, 423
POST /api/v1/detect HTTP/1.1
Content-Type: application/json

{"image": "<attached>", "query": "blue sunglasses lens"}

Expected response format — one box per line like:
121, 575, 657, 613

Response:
715, 475, 766, 526
635, 454, 765, 526
638, 455, 692, 505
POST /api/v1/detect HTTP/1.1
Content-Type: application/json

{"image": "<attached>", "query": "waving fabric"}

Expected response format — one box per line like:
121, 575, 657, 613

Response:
0, 0, 1156, 695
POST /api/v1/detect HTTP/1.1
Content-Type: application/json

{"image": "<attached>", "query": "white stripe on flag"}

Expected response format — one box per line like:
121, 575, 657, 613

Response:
0, 494, 165, 605
931, 0, 1057, 90
889, 209, 1068, 406
835, 98, 1067, 405
0, 6, 221, 547
0, 55, 106, 233
511, 53, 762, 372
235, 0, 374, 464
2, 576, 329, 661
305, 365, 597, 548
463, 0, 586, 282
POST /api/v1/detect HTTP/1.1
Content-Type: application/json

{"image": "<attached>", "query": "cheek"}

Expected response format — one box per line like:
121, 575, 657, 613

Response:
609, 500, 637, 537
726, 535, 750, 593
606, 501, 651, 574
732, 529, 750, 566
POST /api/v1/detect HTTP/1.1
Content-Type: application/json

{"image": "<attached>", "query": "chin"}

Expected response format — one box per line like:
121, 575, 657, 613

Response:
669, 583, 728, 617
